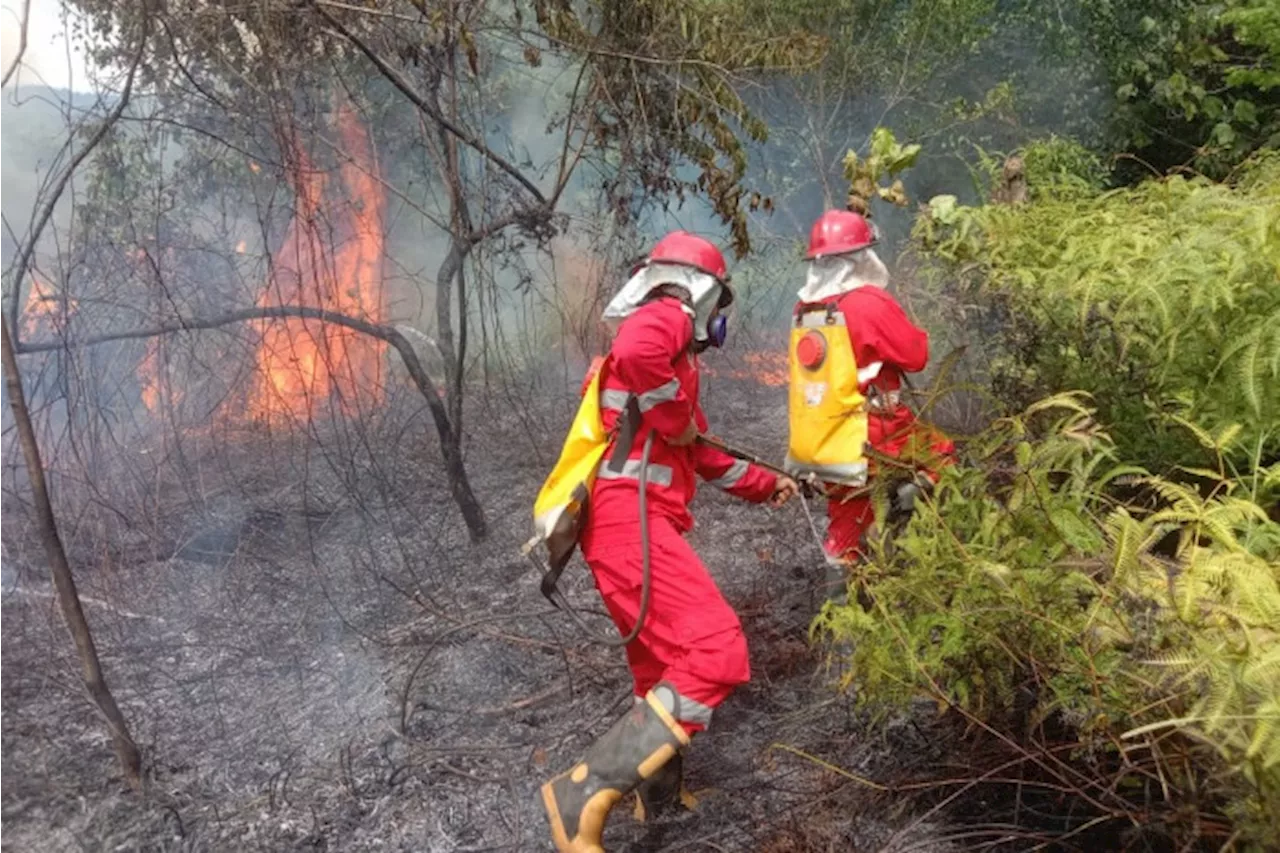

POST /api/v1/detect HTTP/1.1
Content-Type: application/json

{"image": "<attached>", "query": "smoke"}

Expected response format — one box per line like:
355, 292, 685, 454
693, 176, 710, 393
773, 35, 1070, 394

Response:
0, 1, 93, 93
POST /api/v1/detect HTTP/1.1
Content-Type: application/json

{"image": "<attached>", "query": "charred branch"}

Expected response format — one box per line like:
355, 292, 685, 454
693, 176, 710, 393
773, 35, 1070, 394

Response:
15, 305, 489, 541
434, 59, 472, 435
436, 238, 468, 431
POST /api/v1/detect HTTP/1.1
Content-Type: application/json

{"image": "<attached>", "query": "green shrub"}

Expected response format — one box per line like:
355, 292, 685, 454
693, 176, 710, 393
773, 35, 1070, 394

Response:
916, 148, 1280, 474
816, 394, 1280, 848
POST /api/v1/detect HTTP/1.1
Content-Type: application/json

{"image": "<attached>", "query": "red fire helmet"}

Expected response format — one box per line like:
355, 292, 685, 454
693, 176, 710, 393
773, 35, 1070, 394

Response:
805, 210, 878, 260
647, 231, 729, 282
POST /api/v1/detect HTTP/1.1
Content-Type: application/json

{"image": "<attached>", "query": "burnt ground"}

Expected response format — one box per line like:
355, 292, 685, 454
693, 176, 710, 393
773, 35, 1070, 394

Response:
2, 366, 962, 853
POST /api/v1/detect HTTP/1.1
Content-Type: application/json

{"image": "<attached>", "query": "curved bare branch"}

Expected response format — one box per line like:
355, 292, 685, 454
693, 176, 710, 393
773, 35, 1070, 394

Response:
2, 315, 144, 789
15, 304, 489, 540
4, 19, 147, 340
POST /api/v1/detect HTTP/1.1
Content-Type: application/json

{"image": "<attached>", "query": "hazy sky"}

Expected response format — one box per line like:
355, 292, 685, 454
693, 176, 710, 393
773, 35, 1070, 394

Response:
1, 0, 91, 92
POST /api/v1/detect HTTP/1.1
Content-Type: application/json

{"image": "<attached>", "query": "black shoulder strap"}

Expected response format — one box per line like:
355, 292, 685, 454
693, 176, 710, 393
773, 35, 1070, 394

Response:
795, 299, 841, 326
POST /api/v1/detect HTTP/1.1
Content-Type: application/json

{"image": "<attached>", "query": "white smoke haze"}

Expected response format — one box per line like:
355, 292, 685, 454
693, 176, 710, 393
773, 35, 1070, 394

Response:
0, 7, 1113, 850
1, 0, 93, 93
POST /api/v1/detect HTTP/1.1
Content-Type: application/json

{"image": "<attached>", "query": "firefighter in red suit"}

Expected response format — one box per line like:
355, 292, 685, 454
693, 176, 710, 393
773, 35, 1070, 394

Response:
541, 232, 798, 853
786, 210, 954, 574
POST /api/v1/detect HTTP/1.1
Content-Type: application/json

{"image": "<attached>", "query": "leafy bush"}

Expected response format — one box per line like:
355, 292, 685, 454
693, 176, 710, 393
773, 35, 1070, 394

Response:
916, 144, 1280, 474
816, 395, 1280, 848
1046, 0, 1280, 178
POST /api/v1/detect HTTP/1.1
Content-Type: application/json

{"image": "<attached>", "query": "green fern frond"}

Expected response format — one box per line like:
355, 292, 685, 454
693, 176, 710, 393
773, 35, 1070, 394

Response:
1166, 415, 1219, 454
1139, 651, 1205, 671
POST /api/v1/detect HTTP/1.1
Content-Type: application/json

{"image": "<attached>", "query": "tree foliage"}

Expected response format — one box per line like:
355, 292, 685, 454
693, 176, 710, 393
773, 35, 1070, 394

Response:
530, 0, 824, 255
67, 0, 825, 256
918, 142, 1280, 473
1030, 0, 1280, 178
817, 396, 1280, 847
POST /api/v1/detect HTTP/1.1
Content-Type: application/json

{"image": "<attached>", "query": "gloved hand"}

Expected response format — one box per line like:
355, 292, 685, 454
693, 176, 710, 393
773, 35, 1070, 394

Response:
893, 481, 920, 515
771, 475, 799, 507
893, 473, 934, 515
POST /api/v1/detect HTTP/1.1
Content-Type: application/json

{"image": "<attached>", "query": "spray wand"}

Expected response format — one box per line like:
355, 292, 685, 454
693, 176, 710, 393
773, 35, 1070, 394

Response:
695, 434, 826, 497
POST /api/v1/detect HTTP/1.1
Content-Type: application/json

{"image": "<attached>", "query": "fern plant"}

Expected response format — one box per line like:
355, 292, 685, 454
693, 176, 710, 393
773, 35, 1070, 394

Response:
815, 395, 1280, 848
915, 146, 1280, 474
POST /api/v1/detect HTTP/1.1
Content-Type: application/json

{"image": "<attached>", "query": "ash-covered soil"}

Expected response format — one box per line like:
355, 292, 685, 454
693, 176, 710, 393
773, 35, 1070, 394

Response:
2, 365, 959, 852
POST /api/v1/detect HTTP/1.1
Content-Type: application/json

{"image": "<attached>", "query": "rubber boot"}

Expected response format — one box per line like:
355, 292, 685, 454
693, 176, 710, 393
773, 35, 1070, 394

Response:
632, 751, 698, 822
541, 684, 690, 853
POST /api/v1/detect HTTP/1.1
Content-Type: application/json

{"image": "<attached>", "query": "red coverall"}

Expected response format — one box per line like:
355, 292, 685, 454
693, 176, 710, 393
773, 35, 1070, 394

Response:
798, 286, 955, 564
582, 296, 777, 736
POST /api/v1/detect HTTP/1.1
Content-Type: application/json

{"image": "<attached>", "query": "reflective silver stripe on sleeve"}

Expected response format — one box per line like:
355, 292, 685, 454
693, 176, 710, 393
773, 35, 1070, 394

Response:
636, 377, 681, 412
866, 388, 902, 411
706, 458, 749, 490
600, 388, 631, 411
597, 459, 674, 488
857, 361, 883, 384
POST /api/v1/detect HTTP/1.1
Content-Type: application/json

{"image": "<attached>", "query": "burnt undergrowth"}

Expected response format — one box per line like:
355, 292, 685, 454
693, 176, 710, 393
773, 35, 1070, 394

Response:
3, 366, 1008, 852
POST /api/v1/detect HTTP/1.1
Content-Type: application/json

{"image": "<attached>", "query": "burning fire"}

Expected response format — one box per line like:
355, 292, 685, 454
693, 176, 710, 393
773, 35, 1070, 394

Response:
140, 337, 183, 414
702, 350, 789, 387
20, 274, 76, 338
244, 101, 386, 424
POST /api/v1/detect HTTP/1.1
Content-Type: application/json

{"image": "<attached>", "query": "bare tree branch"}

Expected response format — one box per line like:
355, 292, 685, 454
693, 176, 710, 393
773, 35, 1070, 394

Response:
4, 20, 146, 340
15, 304, 489, 539
0, 8, 147, 788
311, 1, 548, 205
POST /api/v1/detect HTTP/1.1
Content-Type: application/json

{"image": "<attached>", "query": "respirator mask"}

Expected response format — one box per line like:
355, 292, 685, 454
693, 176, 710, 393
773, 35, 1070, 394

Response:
694, 284, 733, 353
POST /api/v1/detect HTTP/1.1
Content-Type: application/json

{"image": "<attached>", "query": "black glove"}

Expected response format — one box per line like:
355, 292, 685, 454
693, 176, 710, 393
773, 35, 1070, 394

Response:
892, 473, 933, 515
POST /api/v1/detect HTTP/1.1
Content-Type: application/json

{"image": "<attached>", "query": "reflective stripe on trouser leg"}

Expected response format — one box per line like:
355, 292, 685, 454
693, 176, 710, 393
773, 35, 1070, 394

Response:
586, 514, 750, 737
633, 687, 714, 729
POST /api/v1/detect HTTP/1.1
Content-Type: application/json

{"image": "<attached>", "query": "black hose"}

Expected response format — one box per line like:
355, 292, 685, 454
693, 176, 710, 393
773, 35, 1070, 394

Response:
615, 430, 655, 645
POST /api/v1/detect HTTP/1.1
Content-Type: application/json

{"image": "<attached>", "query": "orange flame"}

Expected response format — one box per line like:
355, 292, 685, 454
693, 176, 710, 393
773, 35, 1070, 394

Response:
702, 350, 789, 387
140, 336, 183, 414
20, 274, 76, 338
243, 101, 386, 424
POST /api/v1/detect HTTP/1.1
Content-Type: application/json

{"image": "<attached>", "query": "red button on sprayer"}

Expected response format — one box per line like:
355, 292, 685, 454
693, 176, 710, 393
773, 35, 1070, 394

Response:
796, 330, 826, 370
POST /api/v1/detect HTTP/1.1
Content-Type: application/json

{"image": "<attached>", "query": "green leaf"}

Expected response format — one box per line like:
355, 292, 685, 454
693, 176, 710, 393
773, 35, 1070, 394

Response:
1232, 99, 1259, 127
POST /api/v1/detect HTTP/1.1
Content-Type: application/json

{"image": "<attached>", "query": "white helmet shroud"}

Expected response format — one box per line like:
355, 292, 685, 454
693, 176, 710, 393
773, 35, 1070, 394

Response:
797, 246, 892, 386
603, 262, 726, 343
797, 247, 889, 304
